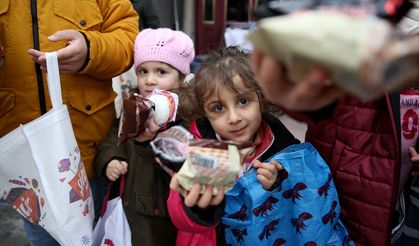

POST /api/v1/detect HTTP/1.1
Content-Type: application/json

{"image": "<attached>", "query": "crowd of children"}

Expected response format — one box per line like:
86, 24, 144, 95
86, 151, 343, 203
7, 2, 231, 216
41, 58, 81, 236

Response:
90, 26, 356, 246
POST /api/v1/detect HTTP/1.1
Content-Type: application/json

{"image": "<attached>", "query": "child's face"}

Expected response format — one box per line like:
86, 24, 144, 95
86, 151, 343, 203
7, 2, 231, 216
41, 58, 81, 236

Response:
136, 61, 181, 97
204, 76, 262, 144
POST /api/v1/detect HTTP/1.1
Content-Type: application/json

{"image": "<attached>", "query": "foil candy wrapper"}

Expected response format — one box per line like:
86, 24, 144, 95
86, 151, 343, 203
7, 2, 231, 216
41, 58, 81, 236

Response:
117, 89, 179, 145
117, 91, 154, 145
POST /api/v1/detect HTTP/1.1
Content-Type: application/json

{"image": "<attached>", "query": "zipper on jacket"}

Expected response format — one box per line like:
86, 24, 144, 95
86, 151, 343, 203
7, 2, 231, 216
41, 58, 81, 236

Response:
31, 0, 47, 115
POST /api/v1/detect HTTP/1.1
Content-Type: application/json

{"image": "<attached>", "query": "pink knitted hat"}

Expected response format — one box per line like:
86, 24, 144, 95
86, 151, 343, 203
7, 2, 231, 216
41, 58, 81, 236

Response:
134, 28, 195, 75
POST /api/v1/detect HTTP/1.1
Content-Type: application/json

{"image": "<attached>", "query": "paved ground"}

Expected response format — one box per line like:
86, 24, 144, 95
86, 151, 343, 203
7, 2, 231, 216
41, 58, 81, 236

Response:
0, 114, 306, 246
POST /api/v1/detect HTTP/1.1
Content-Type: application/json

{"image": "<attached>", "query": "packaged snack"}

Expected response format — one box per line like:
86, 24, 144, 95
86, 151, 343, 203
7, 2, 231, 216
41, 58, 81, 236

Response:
150, 125, 193, 170
248, 10, 419, 100
148, 89, 179, 126
176, 140, 254, 195
150, 126, 255, 194
117, 90, 179, 144
117, 92, 154, 144
253, 0, 413, 23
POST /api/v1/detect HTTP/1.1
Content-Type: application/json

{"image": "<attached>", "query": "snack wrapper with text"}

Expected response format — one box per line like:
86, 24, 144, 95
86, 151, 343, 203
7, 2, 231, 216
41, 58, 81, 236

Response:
176, 140, 254, 195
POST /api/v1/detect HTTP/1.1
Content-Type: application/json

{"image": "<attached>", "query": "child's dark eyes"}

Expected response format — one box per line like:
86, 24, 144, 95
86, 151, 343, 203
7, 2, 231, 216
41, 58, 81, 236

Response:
213, 104, 223, 112
239, 97, 248, 105
157, 69, 167, 75
138, 68, 147, 75
137, 68, 168, 76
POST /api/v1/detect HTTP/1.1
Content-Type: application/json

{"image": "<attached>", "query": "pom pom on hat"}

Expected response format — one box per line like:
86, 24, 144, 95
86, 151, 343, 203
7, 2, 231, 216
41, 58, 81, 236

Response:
134, 28, 195, 75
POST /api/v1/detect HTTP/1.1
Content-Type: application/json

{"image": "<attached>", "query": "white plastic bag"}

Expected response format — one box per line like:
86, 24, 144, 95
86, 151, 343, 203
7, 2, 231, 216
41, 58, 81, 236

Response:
93, 176, 131, 246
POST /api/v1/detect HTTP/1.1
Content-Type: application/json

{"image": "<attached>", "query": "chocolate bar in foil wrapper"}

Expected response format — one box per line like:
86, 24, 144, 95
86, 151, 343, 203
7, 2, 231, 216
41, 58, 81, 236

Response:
248, 10, 419, 101
117, 91, 154, 145
150, 126, 193, 165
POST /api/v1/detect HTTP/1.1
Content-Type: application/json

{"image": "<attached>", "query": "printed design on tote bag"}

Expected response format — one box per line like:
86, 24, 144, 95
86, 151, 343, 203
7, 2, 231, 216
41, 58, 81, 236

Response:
2, 176, 46, 226
81, 234, 92, 246
57, 146, 91, 216
104, 238, 115, 246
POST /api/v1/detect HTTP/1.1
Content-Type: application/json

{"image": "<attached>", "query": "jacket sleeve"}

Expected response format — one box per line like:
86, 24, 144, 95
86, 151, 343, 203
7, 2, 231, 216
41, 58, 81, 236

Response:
94, 118, 128, 178
167, 189, 218, 233
81, 0, 139, 79
133, 0, 160, 30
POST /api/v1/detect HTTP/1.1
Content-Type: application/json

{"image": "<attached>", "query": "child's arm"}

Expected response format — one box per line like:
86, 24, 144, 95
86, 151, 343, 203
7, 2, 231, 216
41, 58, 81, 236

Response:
252, 159, 283, 190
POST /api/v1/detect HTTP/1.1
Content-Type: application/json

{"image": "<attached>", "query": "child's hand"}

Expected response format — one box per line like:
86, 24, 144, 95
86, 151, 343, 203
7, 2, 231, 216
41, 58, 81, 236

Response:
106, 159, 128, 181
170, 174, 225, 208
134, 117, 160, 142
409, 147, 419, 176
252, 160, 283, 190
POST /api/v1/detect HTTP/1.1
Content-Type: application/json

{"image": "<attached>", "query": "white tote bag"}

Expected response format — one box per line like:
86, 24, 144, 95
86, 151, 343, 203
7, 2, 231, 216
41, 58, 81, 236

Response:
92, 176, 131, 246
0, 52, 94, 245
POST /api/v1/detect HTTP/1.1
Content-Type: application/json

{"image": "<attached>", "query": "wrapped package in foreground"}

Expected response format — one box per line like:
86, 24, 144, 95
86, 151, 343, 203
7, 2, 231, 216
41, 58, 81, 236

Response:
248, 10, 419, 100
176, 140, 254, 195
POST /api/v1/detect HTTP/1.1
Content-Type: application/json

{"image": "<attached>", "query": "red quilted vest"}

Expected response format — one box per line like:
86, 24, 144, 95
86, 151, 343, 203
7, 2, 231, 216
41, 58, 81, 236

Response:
304, 95, 399, 246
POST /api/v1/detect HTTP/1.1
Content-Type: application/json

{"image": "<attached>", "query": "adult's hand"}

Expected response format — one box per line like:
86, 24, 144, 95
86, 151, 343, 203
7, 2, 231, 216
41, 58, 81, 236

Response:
409, 146, 419, 176
252, 49, 344, 111
28, 30, 88, 74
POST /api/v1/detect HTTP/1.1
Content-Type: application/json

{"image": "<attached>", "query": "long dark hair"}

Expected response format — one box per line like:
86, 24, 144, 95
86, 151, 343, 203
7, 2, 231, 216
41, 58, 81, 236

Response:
176, 46, 274, 125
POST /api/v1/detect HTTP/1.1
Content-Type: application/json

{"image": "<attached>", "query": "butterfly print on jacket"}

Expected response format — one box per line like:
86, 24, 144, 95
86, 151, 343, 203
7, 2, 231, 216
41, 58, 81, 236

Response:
291, 212, 313, 234
273, 238, 286, 246
283, 182, 307, 205
322, 200, 338, 225
253, 196, 279, 217
258, 219, 280, 240
318, 173, 332, 198
228, 205, 248, 221
232, 228, 248, 243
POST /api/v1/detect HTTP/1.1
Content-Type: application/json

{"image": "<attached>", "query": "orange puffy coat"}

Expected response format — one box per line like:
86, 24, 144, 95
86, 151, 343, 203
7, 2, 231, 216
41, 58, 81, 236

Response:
0, 0, 139, 179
